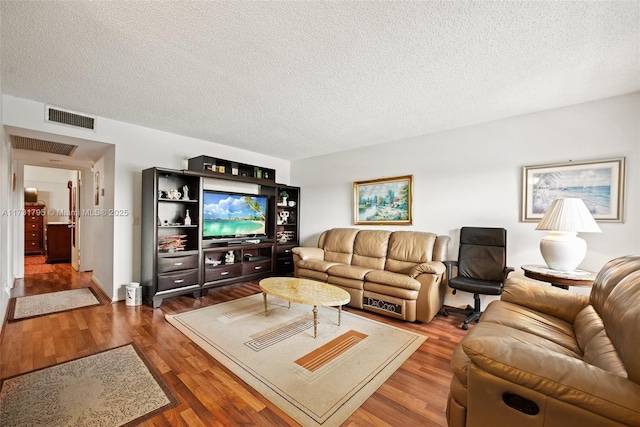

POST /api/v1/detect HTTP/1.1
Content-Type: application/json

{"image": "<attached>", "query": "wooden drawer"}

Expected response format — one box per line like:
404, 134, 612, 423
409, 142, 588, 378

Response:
276, 257, 294, 274
25, 240, 43, 250
25, 230, 42, 242
242, 259, 272, 276
25, 215, 44, 224
158, 254, 198, 273
157, 269, 199, 292
25, 222, 41, 231
205, 263, 242, 282
277, 244, 295, 255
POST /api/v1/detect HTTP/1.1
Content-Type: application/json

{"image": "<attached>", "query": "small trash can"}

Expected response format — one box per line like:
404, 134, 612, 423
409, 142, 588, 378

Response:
125, 282, 142, 306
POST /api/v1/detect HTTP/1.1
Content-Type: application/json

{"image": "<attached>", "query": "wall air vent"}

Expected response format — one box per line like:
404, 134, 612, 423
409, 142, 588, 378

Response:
46, 106, 95, 130
11, 136, 78, 156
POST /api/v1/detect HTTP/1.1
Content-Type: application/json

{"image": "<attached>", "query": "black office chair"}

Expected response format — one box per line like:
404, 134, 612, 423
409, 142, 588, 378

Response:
442, 227, 513, 330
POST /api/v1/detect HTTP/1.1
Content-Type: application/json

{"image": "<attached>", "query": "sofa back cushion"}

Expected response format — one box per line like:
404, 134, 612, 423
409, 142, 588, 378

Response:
385, 231, 436, 274
319, 228, 359, 264
589, 255, 640, 384
352, 230, 391, 269
574, 305, 627, 378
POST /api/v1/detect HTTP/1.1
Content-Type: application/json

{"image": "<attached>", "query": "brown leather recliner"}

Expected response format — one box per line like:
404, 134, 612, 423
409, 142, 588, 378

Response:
447, 255, 640, 427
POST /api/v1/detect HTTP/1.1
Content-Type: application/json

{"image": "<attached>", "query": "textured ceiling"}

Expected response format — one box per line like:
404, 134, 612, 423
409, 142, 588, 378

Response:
2, 1, 639, 160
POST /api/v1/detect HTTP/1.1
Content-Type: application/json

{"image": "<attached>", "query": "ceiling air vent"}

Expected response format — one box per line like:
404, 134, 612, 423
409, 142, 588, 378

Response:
46, 106, 95, 130
11, 136, 78, 156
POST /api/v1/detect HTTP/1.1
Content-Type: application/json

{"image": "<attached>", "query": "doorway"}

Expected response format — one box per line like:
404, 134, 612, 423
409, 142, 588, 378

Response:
23, 165, 83, 275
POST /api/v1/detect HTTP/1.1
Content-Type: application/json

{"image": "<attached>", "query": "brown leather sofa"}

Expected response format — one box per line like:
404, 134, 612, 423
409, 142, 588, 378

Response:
292, 228, 450, 322
447, 255, 640, 427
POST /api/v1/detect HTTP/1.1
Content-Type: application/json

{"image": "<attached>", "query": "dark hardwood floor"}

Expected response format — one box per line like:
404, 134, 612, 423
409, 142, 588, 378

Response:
1, 263, 467, 426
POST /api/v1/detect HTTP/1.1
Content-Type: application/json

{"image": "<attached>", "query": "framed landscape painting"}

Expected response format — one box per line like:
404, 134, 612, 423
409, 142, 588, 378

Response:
522, 158, 625, 222
354, 175, 412, 225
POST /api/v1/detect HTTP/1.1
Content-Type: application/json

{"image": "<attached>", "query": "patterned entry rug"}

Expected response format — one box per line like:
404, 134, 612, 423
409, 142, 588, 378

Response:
7, 288, 102, 322
166, 294, 427, 426
0, 343, 179, 426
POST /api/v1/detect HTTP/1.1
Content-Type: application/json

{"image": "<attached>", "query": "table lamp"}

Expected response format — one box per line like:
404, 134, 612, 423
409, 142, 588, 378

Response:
535, 198, 601, 271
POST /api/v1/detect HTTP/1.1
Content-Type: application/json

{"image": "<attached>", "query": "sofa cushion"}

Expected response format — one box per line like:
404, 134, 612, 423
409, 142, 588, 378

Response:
365, 269, 421, 290
351, 230, 391, 270
479, 300, 582, 355
385, 231, 437, 273
574, 305, 627, 377
321, 228, 359, 264
502, 277, 589, 323
364, 282, 419, 301
297, 258, 340, 272
327, 264, 372, 280
598, 269, 640, 384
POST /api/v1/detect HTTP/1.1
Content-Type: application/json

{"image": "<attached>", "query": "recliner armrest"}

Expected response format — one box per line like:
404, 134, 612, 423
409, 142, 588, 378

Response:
462, 335, 640, 425
291, 247, 324, 261
501, 277, 589, 323
410, 261, 446, 278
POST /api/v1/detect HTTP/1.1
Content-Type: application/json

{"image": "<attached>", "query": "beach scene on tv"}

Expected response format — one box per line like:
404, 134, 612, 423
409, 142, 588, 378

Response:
203, 193, 267, 238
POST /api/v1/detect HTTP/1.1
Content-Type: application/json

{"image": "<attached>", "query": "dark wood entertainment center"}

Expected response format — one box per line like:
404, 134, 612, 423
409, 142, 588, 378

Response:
141, 156, 300, 308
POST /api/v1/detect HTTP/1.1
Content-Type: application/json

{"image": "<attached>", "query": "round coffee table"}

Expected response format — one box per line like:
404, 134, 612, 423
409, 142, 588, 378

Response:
259, 277, 351, 338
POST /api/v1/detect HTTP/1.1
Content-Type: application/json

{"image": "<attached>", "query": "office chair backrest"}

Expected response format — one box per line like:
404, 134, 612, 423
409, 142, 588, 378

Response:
457, 227, 507, 282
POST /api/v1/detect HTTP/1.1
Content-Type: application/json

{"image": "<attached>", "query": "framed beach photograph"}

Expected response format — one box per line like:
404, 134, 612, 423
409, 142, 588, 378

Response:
354, 175, 412, 225
522, 158, 625, 222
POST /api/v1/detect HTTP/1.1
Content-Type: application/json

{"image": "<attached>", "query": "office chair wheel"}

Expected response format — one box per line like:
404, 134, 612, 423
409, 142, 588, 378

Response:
462, 323, 469, 330
442, 308, 449, 316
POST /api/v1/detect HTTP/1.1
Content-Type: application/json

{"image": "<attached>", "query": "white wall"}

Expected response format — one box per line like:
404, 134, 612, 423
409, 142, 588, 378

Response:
3, 95, 291, 301
24, 165, 76, 223
0, 72, 11, 323
291, 93, 640, 308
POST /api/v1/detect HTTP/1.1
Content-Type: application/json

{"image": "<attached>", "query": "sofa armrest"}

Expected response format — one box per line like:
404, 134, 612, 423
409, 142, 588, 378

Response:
463, 336, 640, 425
501, 277, 589, 323
410, 261, 446, 278
291, 247, 324, 261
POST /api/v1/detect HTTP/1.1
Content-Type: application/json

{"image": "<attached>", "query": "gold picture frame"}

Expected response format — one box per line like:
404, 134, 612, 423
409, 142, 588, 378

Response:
354, 175, 412, 225
522, 157, 625, 222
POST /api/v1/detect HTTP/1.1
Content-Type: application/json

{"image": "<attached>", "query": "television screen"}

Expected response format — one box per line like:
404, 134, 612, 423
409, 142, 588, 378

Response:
202, 191, 268, 239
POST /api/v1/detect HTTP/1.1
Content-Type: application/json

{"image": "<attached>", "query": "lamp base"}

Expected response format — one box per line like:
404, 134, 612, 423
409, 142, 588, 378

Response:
540, 231, 586, 272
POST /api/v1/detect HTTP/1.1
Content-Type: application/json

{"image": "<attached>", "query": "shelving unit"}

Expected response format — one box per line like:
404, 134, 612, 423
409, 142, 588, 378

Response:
188, 155, 276, 184
275, 185, 300, 275
202, 242, 273, 290
142, 168, 203, 308
141, 160, 301, 307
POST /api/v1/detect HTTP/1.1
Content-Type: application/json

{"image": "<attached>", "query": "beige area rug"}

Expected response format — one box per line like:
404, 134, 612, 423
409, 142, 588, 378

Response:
166, 294, 426, 426
7, 287, 102, 322
0, 343, 179, 426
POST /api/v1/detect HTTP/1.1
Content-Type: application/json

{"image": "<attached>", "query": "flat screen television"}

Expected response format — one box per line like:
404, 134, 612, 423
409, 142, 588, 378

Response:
202, 190, 269, 241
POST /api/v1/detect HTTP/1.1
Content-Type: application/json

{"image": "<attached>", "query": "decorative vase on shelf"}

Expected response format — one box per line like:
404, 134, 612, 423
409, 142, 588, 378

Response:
184, 209, 192, 226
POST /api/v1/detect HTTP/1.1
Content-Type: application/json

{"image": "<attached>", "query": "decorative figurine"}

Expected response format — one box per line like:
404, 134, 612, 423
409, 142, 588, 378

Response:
225, 250, 235, 265
182, 185, 190, 200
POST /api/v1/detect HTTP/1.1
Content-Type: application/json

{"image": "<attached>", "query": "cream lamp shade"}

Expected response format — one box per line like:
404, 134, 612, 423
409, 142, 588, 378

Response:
535, 198, 601, 271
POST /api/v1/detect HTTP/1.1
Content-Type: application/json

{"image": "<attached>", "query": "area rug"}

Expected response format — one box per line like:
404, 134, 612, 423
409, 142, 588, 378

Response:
166, 294, 426, 426
0, 343, 179, 426
7, 287, 102, 322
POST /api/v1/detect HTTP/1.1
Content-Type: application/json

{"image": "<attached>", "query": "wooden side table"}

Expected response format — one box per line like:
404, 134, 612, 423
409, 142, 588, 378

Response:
521, 265, 597, 290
